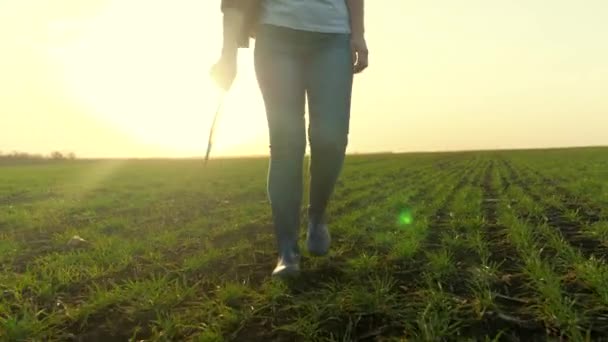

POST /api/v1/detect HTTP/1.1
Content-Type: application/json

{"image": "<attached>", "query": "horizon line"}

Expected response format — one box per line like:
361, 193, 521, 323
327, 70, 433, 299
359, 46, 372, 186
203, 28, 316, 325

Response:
19, 144, 605, 161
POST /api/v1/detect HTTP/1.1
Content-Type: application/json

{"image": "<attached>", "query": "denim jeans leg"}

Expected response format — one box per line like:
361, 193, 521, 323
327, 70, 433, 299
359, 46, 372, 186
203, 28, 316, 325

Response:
306, 33, 353, 224
254, 26, 307, 257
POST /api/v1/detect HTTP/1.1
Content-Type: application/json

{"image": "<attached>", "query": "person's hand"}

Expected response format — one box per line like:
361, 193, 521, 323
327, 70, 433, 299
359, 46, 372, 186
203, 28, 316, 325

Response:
210, 54, 237, 91
351, 35, 369, 74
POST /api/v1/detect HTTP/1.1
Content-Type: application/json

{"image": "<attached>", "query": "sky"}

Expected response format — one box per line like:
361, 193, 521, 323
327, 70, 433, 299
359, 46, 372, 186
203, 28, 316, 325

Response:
1, 0, 607, 158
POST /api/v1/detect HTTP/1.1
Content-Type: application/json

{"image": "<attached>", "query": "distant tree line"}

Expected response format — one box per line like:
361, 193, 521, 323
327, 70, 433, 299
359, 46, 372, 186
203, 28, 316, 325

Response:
0, 151, 76, 161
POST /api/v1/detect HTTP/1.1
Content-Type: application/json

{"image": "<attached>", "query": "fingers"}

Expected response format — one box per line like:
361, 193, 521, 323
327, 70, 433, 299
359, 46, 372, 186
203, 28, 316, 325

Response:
210, 59, 236, 91
353, 49, 369, 74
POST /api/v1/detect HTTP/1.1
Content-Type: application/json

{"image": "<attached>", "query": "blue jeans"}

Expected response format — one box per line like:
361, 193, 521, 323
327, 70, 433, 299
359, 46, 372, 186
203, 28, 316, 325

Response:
254, 24, 353, 256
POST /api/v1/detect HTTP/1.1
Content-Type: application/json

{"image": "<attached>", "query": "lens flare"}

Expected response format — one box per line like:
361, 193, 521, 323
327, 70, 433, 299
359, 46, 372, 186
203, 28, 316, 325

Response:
398, 209, 413, 226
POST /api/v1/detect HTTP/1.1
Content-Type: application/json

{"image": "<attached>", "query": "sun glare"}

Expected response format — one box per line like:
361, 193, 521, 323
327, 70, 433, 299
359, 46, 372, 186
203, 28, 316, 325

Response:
49, 1, 267, 156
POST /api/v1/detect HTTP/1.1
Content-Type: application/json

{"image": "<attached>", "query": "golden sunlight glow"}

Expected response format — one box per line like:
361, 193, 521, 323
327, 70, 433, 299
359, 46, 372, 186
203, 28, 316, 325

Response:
48, 0, 267, 156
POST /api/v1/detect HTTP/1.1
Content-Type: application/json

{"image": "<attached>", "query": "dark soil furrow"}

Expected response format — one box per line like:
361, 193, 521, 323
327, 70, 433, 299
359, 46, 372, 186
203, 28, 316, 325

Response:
424, 159, 481, 251
475, 159, 543, 339
501, 160, 608, 337
503, 160, 608, 260
519, 165, 604, 221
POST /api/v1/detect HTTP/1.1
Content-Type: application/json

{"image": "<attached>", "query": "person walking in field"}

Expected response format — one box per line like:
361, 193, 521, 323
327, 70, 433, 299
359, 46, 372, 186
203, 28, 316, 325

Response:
211, 0, 368, 277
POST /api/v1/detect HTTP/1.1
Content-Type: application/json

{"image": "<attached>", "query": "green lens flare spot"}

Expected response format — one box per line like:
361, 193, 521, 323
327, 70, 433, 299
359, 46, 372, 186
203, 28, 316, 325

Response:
398, 209, 413, 226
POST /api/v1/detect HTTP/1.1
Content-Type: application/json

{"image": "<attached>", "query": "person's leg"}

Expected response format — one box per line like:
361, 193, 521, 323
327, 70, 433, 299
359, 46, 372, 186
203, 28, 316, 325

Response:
305, 32, 353, 255
254, 25, 307, 274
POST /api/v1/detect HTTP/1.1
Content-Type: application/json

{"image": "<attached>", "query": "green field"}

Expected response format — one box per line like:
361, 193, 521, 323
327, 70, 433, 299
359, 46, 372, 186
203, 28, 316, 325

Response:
1, 147, 608, 341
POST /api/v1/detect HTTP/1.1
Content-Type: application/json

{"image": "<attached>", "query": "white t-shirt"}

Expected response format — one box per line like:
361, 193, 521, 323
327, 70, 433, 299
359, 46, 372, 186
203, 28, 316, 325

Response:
260, 0, 351, 34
